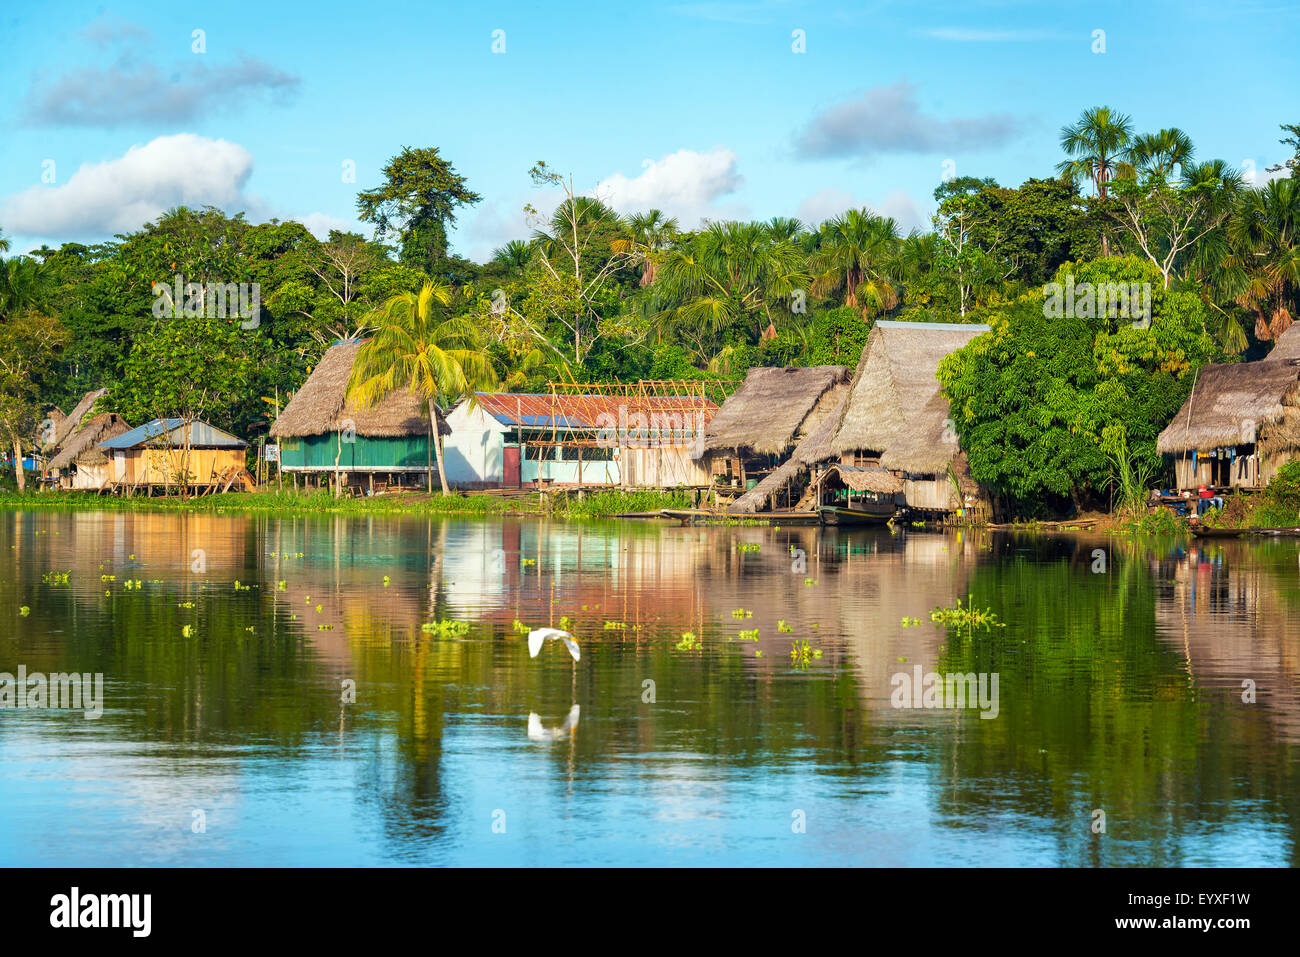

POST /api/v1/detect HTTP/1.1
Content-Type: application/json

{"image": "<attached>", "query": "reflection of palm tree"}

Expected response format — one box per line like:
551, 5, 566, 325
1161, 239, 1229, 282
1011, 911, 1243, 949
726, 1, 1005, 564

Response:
347, 282, 497, 495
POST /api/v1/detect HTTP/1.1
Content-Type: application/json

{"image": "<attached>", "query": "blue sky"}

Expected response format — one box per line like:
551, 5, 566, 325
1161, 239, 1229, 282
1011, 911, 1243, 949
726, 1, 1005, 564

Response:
1, 0, 1295, 261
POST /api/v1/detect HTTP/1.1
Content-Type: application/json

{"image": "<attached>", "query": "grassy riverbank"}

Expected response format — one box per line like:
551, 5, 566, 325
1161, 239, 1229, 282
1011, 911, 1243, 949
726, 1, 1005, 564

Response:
0, 486, 694, 518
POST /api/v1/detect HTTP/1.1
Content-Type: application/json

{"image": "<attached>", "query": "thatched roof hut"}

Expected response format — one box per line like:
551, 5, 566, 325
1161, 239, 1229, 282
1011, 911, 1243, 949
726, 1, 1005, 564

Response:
703, 365, 849, 456
43, 388, 107, 451
727, 382, 852, 512
270, 340, 450, 440
1157, 359, 1300, 454
1269, 323, 1300, 360
829, 321, 989, 461
48, 413, 132, 470
823, 463, 904, 494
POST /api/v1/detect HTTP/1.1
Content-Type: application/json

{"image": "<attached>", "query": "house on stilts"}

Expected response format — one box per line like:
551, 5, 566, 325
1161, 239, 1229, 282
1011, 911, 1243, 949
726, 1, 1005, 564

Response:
269, 340, 451, 492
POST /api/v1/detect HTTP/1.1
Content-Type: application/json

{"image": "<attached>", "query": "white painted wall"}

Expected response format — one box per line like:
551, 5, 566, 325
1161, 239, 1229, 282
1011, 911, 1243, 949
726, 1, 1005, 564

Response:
443, 402, 507, 485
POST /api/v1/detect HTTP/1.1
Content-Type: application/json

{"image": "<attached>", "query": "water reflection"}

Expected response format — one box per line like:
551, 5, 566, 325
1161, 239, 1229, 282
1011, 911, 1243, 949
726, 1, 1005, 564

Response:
1, 509, 1298, 866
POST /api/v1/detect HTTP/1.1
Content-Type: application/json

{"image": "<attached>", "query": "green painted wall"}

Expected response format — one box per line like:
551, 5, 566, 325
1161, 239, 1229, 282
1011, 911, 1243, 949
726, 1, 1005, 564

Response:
278, 433, 430, 471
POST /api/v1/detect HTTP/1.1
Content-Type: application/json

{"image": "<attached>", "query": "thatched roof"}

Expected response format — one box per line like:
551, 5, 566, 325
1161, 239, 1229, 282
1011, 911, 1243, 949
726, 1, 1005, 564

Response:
1157, 359, 1300, 453
830, 464, 904, 494
703, 365, 849, 456
49, 413, 132, 469
728, 457, 805, 513
270, 341, 450, 439
44, 389, 107, 450
829, 322, 988, 465
1270, 322, 1300, 359
724, 381, 852, 513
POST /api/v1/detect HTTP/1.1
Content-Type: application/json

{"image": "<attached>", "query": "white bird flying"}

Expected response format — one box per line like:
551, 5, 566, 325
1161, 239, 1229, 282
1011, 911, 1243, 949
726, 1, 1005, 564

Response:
527, 627, 580, 661
528, 704, 581, 742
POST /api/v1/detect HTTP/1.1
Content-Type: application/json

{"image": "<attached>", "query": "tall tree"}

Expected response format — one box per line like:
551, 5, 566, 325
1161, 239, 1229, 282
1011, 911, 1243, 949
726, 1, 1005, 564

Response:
1057, 107, 1134, 255
347, 282, 496, 496
356, 147, 482, 273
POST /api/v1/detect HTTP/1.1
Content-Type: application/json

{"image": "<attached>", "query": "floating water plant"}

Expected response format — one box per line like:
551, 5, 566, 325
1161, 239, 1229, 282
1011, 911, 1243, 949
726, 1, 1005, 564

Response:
737, 628, 759, 641
602, 620, 626, 630
383, 576, 390, 586
737, 543, 761, 553
178, 601, 195, 609
803, 578, 817, 586
277, 580, 286, 591
43, 571, 70, 585
777, 620, 792, 633
521, 558, 536, 566
675, 631, 699, 651
19, 606, 30, 617
755, 650, 764, 658
421, 620, 470, 637
512, 619, 528, 635
930, 594, 1006, 632
182, 625, 194, 638
730, 608, 753, 619
900, 617, 921, 628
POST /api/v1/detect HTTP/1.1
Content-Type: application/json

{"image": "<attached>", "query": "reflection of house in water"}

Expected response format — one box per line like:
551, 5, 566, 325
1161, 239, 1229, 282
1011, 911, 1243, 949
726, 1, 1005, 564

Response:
1155, 542, 1300, 740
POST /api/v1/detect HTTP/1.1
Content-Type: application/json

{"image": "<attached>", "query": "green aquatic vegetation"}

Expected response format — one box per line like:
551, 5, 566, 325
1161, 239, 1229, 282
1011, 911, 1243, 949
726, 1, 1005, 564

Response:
123, 579, 143, 590
558, 616, 571, 630
730, 608, 752, 619
737, 543, 761, 553
234, 581, 252, 591
277, 580, 286, 591
900, 617, 922, 628
754, 650, 764, 658
790, 639, 820, 668
675, 631, 699, 651
101, 574, 115, 582
178, 601, 195, 609
512, 619, 528, 634
43, 571, 70, 585
19, 606, 30, 616
421, 620, 470, 637
315, 604, 323, 613
737, 628, 759, 641
930, 594, 1006, 632
383, 576, 391, 586
778, 620, 792, 633
521, 558, 536, 566
603, 620, 626, 630
181, 625, 194, 638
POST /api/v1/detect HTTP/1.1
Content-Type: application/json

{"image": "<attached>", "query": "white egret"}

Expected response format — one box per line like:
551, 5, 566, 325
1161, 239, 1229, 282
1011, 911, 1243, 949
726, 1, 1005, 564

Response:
528, 627, 580, 662
527, 704, 580, 742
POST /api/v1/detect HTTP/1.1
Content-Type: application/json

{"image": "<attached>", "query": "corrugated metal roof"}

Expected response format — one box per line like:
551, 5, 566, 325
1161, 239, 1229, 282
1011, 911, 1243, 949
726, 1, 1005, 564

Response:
473, 393, 717, 430
99, 418, 248, 449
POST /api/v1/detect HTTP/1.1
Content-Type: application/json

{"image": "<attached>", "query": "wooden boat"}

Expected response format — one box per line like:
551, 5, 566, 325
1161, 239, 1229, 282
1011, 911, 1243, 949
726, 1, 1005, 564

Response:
1191, 525, 1249, 538
818, 505, 894, 526
659, 508, 821, 526
1192, 525, 1300, 538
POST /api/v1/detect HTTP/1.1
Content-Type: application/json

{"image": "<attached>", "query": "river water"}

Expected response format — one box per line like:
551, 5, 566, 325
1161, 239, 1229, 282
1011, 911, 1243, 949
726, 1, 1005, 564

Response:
2, 509, 1297, 866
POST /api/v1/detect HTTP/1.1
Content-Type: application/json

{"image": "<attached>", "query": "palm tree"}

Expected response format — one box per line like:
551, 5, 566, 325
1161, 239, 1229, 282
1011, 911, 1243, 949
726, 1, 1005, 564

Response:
1057, 106, 1135, 200
1225, 177, 1300, 342
0, 256, 49, 320
610, 209, 679, 285
1058, 106, 1135, 257
655, 220, 808, 349
346, 282, 497, 496
807, 209, 902, 319
1130, 128, 1195, 183
490, 239, 533, 276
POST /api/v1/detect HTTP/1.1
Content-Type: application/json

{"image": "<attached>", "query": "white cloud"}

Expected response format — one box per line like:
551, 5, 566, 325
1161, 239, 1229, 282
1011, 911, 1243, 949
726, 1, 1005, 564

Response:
296, 212, 354, 239
1, 134, 254, 237
796, 186, 929, 234
593, 147, 745, 228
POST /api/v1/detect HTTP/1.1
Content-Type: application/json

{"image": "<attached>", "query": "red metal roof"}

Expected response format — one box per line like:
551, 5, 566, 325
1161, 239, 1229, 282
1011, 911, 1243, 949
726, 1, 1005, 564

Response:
473, 392, 717, 429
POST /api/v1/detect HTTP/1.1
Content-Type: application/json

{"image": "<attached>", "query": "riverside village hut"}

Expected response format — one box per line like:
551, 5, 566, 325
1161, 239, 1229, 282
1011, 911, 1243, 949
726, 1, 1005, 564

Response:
1156, 357, 1300, 490
701, 365, 850, 506
39, 388, 108, 461
730, 321, 991, 518
99, 419, 251, 491
823, 320, 991, 517
47, 413, 132, 490
269, 340, 451, 492
442, 389, 718, 489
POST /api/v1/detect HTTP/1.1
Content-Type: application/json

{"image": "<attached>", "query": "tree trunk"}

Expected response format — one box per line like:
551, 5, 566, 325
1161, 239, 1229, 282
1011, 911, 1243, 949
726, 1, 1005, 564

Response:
11, 435, 25, 493
430, 408, 450, 497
